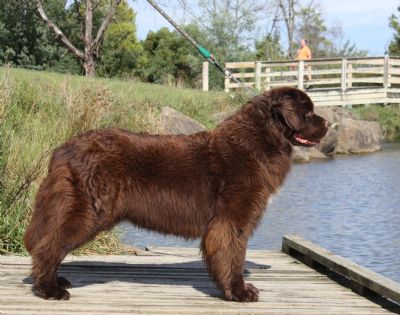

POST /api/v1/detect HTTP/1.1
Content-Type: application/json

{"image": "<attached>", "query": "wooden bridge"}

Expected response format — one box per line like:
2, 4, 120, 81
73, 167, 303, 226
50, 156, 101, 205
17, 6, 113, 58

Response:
206, 56, 400, 107
1, 235, 400, 314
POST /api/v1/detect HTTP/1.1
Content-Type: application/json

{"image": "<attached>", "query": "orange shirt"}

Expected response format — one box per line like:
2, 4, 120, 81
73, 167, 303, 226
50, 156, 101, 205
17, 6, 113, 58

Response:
296, 46, 312, 60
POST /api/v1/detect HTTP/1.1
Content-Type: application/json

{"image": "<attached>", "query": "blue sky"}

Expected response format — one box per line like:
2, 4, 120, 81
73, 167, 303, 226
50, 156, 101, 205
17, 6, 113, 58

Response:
129, 0, 399, 56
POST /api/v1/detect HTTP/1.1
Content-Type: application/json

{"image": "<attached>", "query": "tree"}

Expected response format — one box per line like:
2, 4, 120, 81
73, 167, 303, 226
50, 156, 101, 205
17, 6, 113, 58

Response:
96, 2, 146, 78
295, 4, 332, 58
295, 5, 367, 58
35, 0, 122, 76
388, 6, 400, 55
275, 0, 297, 59
255, 31, 284, 61
142, 26, 203, 87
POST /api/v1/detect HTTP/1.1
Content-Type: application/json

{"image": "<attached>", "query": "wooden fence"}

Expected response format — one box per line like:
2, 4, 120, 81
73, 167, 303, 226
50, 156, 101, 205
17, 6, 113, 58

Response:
203, 56, 400, 107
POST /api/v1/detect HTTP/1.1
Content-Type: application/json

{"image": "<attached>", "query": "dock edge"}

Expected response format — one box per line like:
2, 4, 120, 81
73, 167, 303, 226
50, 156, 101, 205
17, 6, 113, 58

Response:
282, 235, 400, 306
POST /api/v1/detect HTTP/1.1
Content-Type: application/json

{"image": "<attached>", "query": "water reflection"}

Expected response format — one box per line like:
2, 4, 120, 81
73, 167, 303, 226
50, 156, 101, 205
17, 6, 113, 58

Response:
120, 144, 400, 282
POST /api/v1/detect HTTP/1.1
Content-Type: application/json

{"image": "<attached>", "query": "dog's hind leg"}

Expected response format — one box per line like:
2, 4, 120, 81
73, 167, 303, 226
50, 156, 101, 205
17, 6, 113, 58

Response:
201, 217, 259, 302
27, 170, 99, 300
30, 205, 99, 300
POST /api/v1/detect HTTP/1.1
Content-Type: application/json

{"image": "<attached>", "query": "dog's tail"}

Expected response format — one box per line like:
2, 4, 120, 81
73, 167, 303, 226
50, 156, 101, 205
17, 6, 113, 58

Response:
24, 177, 51, 253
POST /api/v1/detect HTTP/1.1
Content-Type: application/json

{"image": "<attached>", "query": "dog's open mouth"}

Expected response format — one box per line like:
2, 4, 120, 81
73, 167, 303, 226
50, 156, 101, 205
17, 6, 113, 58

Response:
292, 133, 320, 147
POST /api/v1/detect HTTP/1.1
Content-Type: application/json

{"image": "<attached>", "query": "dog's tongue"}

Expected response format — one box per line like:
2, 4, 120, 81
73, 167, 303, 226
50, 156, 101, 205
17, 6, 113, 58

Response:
294, 134, 320, 146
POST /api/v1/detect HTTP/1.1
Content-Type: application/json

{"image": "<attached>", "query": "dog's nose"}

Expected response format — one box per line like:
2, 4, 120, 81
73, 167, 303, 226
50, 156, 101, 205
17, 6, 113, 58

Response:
324, 120, 331, 128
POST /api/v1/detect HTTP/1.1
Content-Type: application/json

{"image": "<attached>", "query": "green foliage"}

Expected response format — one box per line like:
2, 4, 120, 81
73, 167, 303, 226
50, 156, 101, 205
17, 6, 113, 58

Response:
0, 0, 66, 70
388, 6, 400, 55
141, 26, 203, 88
97, 2, 146, 78
255, 32, 284, 61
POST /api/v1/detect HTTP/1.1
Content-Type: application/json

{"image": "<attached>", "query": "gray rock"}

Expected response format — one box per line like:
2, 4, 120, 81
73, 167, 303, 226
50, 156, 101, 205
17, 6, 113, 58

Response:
336, 118, 382, 154
315, 107, 355, 124
210, 110, 236, 125
316, 127, 338, 156
160, 107, 205, 135
307, 147, 329, 160
292, 146, 329, 163
292, 146, 310, 163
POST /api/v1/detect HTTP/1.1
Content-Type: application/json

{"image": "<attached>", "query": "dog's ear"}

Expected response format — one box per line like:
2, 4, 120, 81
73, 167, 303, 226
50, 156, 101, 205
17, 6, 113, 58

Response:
271, 96, 297, 131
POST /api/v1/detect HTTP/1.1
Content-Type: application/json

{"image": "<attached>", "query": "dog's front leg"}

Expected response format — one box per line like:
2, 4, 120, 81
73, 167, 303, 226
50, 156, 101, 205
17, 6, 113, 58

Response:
201, 217, 259, 302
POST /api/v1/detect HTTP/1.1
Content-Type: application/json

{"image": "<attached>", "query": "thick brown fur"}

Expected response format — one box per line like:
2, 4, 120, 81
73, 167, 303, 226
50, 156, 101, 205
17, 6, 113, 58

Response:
24, 87, 329, 302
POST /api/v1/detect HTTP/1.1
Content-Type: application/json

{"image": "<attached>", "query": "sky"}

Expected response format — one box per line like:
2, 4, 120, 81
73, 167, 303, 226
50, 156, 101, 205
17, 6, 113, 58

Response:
129, 0, 399, 56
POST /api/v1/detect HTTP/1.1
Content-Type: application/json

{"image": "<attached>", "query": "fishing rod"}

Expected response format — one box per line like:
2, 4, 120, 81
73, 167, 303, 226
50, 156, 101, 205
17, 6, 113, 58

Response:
145, 0, 256, 94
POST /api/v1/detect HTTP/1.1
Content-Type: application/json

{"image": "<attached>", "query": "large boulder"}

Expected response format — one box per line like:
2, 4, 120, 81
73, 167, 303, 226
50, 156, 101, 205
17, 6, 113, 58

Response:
336, 118, 382, 153
160, 107, 205, 135
315, 107, 383, 154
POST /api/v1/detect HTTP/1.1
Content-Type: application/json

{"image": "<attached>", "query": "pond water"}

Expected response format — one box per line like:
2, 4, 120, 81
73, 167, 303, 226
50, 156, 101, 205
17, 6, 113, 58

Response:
120, 143, 400, 282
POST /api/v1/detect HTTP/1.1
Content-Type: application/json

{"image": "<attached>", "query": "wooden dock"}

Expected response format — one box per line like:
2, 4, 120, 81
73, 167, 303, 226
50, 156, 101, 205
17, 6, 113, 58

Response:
1, 235, 399, 314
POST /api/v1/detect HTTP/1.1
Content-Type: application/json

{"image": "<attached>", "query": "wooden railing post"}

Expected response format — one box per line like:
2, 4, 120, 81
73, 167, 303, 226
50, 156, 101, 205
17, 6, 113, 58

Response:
202, 62, 209, 91
297, 60, 304, 90
347, 62, 353, 88
255, 61, 262, 91
224, 63, 230, 92
341, 58, 347, 92
383, 55, 390, 89
265, 66, 271, 90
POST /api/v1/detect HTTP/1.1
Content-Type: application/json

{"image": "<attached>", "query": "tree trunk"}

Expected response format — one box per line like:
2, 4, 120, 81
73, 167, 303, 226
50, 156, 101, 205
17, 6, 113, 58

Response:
84, 56, 96, 77
84, 0, 95, 76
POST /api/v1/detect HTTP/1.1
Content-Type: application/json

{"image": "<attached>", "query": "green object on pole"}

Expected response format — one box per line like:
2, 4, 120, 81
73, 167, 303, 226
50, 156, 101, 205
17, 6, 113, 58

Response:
197, 46, 211, 59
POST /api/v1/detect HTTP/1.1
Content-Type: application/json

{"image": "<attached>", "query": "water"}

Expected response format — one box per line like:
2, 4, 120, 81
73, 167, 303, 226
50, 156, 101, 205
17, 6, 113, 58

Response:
120, 143, 400, 282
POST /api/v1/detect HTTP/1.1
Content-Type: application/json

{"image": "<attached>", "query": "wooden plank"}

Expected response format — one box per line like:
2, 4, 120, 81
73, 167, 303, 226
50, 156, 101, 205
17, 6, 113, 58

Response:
282, 235, 400, 305
225, 61, 255, 68
348, 59, 384, 65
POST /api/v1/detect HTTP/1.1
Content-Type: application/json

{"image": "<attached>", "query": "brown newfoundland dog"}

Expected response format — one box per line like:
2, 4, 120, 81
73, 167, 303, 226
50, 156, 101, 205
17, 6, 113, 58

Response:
24, 86, 329, 302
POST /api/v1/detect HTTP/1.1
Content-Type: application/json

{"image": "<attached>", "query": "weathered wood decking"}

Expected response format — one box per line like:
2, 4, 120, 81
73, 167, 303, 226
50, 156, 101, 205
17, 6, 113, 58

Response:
1, 236, 399, 314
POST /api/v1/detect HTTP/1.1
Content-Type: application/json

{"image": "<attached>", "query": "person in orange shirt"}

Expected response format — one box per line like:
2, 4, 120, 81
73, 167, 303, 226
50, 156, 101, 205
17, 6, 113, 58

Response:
296, 39, 312, 81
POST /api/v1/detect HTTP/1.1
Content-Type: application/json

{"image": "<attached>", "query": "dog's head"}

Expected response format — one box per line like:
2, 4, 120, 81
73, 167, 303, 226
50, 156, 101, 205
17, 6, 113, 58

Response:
268, 87, 329, 147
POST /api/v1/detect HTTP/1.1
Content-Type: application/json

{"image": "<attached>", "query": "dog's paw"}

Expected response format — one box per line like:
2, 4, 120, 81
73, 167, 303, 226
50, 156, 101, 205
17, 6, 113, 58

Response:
33, 285, 70, 300
224, 283, 259, 302
57, 276, 72, 289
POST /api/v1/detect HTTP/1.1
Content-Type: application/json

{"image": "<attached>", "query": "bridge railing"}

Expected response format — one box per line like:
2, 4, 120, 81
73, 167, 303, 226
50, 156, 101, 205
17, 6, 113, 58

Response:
223, 56, 400, 93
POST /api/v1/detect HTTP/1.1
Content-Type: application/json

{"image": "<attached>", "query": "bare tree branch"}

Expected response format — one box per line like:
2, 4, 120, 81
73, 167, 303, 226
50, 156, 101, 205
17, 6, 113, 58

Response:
93, 0, 122, 56
35, 0, 84, 60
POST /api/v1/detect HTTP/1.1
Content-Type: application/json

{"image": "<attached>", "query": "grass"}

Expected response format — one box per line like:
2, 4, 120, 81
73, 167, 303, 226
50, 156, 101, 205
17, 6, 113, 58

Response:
0, 66, 243, 255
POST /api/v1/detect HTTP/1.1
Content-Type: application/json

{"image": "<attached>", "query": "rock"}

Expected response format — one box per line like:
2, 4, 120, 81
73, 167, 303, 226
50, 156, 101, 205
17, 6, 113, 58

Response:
336, 118, 382, 154
315, 107, 355, 124
209, 110, 236, 125
160, 107, 205, 135
292, 146, 329, 163
307, 147, 329, 160
316, 127, 338, 156
292, 146, 310, 163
